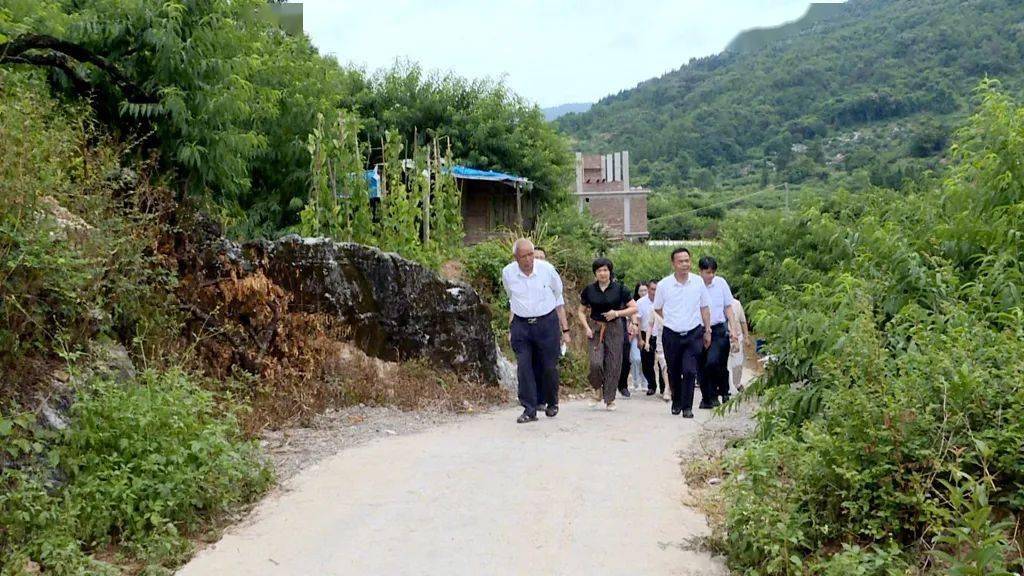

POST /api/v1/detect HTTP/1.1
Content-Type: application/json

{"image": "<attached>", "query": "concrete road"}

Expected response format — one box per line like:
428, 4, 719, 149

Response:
179, 391, 735, 576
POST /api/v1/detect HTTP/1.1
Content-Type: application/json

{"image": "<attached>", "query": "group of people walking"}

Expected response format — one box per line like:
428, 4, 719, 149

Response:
501, 238, 750, 424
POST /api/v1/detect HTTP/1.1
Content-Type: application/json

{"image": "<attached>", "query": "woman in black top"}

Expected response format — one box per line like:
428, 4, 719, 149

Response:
576, 257, 638, 410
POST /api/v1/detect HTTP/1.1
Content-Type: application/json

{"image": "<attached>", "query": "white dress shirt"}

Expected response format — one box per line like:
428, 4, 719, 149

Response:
652, 273, 710, 333
501, 259, 564, 318
704, 275, 735, 326
637, 296, 656, 335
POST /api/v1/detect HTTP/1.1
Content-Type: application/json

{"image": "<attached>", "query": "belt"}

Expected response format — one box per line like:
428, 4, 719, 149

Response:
665, 325, 704, 337
514, 310, 555, 325
590, 321, 608, 352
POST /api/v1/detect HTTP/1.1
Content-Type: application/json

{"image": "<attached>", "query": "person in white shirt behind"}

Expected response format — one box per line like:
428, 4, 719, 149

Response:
697, 256, 740, 407
501, 239, 571, 423
645, 311, 671, 402
728, 296, 752, 393
636, 279, 664, 396
652, 247, 712, 418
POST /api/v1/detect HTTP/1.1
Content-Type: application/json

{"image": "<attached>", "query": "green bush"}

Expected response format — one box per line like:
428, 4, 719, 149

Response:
721, 83, 1024, 573
0, 369, 272, 574
0, 69, 180, 377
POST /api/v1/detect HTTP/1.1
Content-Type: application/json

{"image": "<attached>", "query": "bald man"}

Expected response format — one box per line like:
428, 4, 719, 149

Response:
501, 238, 570, 423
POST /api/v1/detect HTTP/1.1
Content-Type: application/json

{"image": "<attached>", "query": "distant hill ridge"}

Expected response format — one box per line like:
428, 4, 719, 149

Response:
543, 102, 592, 121
726, 2, 847, 53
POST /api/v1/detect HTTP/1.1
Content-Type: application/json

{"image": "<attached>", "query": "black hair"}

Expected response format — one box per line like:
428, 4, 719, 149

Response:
647, 278, 658, 287
633, 282, 646, 300
592, 257, 614, 275
698, 256, 718, 271
670, 247, 691, 262
533, 246, 545, 253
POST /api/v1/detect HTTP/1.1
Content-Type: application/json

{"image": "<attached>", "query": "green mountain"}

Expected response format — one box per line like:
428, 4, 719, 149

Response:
556, 0, 1024, 198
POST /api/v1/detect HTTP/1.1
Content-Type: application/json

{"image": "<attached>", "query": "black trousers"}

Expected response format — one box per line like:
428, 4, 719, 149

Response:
511, 310, 560, 416
640, 332, 662, 392
532, 353, 557, 406
661, 325, 703, 412
617, 335, 631, 392
699, 323, 731, 403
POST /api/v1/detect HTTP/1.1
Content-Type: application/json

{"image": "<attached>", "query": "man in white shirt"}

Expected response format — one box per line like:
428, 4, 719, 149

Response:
636, 279, 663, 396
652, 247, 712, 418
529, 247, 566, 410
698, 256, 740, 407
501, 238, 571, 423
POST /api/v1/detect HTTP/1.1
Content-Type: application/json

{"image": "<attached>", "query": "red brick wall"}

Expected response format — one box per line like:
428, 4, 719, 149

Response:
584, 196, 625, 236
630, 195, 648, 235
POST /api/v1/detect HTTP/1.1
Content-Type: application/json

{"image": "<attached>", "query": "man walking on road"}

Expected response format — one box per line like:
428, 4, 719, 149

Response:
502, 239, 571, 423
530, 247, 566, 410
653, 248, 712, 418
697, 256, 740, 407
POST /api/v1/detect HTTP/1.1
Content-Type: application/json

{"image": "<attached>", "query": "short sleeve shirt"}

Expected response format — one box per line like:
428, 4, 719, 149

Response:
501, 259, 563, 318
636, 296, 656, 334
580, 281, 630, 322
704, 276, 735, 326
652, 273, 710, 333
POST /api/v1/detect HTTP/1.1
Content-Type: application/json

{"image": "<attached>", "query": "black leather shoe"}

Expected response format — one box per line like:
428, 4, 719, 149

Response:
698, 402, 713, 410
671, 408, 682, 415
516, 412, 538, 424
710, 398, 721, 408
646, 389, 656, 396
545, 405, 559, 418
619, 387, 631, 398
720, 394, 731, 404
681, 410, 694, 418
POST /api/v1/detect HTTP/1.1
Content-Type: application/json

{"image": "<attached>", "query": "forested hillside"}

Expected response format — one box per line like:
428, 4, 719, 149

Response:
557, 0, 1024, 236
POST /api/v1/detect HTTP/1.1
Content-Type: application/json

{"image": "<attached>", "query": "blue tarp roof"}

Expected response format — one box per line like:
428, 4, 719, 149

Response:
356, 165, 528, 199
450, 165, 530, 186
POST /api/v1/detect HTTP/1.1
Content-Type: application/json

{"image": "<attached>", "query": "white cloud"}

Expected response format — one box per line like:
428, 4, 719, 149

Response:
300, 1, 838, 107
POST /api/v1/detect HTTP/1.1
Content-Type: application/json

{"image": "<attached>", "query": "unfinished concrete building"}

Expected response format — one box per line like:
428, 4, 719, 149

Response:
574, 151, 649, 241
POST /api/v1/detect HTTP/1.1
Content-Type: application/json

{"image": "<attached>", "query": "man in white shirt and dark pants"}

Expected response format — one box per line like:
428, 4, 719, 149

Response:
698, 256, 740, 407
501, 239, 571, 423
652, 247, 712, 418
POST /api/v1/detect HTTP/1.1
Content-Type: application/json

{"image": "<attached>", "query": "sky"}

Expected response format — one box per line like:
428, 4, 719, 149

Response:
300, 1, 840, 108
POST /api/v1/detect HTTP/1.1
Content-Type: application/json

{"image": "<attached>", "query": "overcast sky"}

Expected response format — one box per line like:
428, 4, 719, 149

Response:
301, 1, 840, 108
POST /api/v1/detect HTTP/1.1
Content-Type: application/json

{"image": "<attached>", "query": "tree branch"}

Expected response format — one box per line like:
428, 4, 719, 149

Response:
0, 33, 157, 104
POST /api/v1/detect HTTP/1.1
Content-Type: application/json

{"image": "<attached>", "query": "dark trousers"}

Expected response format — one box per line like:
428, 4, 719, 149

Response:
511, 310, 560, 416
532, 355, 551, 406
699, 323, 731, 403
617, 335, 630, 392
640, 332, 662, 392
662, 325, 703, 412
587, 318, 624, 404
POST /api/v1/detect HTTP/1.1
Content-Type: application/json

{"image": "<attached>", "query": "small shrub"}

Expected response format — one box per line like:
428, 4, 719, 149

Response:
0, 369, 272, 574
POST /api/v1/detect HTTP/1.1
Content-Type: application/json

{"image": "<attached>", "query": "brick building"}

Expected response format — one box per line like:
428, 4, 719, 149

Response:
574, 151, 649, 241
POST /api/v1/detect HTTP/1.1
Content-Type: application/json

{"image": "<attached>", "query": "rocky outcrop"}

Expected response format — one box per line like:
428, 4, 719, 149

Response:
178, 216, 498, 384
258, 237, 498, 382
